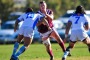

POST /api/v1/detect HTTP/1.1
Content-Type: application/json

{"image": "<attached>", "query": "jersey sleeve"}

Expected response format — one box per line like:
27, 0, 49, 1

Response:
47, 9, 54, 19
17, 14, 25, 22
38, 13, 45, 21
84, 15, 90, 26
68, 16, 73, 23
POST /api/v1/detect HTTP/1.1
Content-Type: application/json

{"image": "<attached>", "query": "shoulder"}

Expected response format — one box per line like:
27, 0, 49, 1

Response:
83, 14, 90, 21
20, 13, 26, 17
84, 14, 90, 18
46, 9, 53, 14
37, 11, 41, 14
47, 9, 53, 12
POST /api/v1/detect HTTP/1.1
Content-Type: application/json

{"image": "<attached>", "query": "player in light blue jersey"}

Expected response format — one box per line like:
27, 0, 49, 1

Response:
62, 5, 90, 60
10, 8, 45, 60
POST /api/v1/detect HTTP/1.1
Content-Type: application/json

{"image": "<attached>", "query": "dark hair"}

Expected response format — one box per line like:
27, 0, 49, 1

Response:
26, 8, 33, 13
39, 1, 45, 4
75, 5, 86, 14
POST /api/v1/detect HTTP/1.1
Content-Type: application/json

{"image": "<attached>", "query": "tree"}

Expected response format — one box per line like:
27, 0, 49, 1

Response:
0, 0, 14, 22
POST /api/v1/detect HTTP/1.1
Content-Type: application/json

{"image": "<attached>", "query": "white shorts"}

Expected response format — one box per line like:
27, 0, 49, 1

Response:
40, 27, 55, 38
18, 26, 34, 38
70, 29, 88, 42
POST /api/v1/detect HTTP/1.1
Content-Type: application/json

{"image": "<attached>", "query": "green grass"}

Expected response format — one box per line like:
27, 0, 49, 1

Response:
0, 42, 90, 60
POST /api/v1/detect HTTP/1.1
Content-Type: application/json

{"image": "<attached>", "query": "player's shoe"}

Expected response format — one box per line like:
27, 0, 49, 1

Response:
62, 53, 71, 60
50, 56, 54, 60
10, 55, 19, 60
62, 57, 66, 60
62, 51, 69, 60
67, 52, 71, 56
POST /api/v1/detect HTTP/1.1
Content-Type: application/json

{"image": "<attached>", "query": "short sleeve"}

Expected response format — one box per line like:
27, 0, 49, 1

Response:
68, 16, 72, 23
37, 13, 45, 21
47, 9, 54, 19
84, 15, 90, 26
17, 14, 25, 22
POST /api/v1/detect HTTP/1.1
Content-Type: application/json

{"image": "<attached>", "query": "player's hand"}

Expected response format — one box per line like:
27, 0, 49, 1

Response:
64, 34, 69, 43
43, 10, 47, 15
41, 7, 47, 15
14, 28, 17, 32
14, 29, 16, 32
63, 38, 67, 43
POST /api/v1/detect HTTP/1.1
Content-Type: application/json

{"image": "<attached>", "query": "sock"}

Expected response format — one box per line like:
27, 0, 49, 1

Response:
62, 46, 71, 58
15, 45, 26, 57
59, 42, 66, 52
12, 42, 19, 55
47, 49, 53, 57
66, 46, 71, 51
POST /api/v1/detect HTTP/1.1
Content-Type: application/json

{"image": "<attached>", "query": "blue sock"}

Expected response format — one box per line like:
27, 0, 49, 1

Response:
12, 42, 19, 55
15, 45, 26, 57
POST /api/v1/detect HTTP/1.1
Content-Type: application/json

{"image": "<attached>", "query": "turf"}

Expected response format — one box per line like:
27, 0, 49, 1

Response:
0, 42, 90, 60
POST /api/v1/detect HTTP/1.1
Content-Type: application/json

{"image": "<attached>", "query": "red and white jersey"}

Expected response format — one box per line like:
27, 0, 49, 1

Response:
37, 9, 54, 28
17, 12, 44, 29
68, 14, 90, 30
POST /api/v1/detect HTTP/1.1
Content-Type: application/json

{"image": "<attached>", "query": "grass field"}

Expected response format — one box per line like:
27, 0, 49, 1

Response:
0, 42, 90, 60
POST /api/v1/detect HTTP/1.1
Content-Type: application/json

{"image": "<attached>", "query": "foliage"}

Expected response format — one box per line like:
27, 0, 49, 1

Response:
0, 0, 90, 21
0, 0, 14, 22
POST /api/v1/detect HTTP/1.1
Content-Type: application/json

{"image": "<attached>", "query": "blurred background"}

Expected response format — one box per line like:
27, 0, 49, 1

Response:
0, 0, 90, 44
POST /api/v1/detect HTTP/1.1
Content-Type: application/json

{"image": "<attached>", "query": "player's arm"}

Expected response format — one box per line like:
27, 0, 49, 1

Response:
45, 11, 54, 20
43, 9, 54, 20
65, 21, 72, 38
40, 18, 50, 28
84, 16, 90, 30
84, 22, 89, 30
14, 14, 24, 32
64, 21, 72, 43
14, 20, 19, 32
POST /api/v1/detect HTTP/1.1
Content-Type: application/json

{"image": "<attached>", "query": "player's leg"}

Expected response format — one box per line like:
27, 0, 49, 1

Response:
82, 37, 90, 52
42, 38, 54, 60
11, 27, 24, 56
15, 37, 32, 58
50, 28, 66, 52
10, 34, 23, 60
14, 28, 33, 59
62, 41, 76, 60
62, 30, 77, 60
78, 30, 90, 52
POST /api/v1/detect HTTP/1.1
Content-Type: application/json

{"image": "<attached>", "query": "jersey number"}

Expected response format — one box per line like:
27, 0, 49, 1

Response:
75, 17, 80, 24
26, 14, 34, 19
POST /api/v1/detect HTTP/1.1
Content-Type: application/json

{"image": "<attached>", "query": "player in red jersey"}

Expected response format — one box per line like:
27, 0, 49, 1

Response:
36, 1, 71, 60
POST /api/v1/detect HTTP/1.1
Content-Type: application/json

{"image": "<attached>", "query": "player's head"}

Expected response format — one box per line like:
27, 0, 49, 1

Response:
26, 8, 33, 13
75, 5, 86, 14
39, 1, 47, 10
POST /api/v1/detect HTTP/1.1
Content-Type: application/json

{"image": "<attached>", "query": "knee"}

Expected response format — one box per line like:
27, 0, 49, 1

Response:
43, 39, 51, 47
69, 45, 74, 49
24, 44, 30, 49
83, 37, 90, 44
